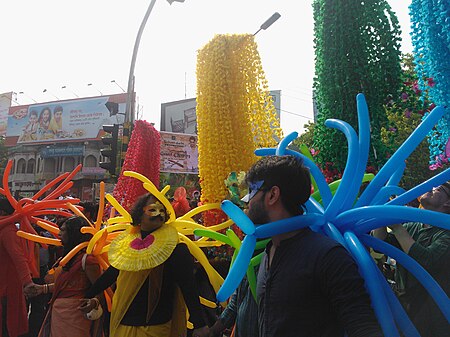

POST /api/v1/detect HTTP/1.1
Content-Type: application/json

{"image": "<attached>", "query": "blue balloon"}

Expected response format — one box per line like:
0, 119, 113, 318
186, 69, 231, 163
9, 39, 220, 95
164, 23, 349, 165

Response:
360, 235, 450, 320
342, 93, 371, 210
344, 232, 399, 337
254, 214, 325, 239
387, 167, 450, 206
324, 119, 359, 220
335, 206, 450, 233
216, 234, 256, 302
221, 200, 255, 235
371, 186, 406, 205
322, 222, 346, 247
387, 162, 406, 187
276, 131, 298, 155
374, 265, 420, 337
305, 197, 324, 214
356, 106, 446, 208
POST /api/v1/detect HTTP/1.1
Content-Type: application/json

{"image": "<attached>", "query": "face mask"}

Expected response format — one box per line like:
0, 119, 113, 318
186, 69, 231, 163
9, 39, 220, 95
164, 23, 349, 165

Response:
241, 180, 265, 203
143, 202, 166, 218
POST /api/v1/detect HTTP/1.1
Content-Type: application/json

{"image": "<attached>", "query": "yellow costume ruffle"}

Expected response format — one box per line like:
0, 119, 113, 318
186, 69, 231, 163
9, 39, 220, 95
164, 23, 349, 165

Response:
108, 224, 179, 271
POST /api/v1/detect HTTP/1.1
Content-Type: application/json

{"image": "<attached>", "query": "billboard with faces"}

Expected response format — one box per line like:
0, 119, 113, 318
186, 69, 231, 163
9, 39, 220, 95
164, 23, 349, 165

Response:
6, 93, 127, 144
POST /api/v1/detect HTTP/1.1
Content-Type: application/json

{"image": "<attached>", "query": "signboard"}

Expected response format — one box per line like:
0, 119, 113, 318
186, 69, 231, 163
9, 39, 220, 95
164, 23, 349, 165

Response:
6, 93, 126, 144
160, 90, 281, 133
40, 146, 84, 158
0, 92, 13, 137
160, 132, 198, 174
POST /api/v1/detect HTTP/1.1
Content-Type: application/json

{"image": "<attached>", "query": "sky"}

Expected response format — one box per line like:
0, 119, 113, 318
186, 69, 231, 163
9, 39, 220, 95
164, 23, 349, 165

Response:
0, 0, 412, 136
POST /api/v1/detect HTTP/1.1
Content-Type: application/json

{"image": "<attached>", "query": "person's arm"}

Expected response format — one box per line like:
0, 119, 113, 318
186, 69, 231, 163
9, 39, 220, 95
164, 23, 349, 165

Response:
320, 246, 383, 337
209, 289, 238, 336
388, 224, 415, 253
4, 227, 33, 286
169, 244, 207, 330
78, 256, 106, 313
79, 265, 119, 313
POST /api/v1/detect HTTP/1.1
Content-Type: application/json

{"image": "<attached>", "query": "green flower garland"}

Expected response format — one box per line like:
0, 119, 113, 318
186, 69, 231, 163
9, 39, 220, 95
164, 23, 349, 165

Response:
312, 0, 402, 175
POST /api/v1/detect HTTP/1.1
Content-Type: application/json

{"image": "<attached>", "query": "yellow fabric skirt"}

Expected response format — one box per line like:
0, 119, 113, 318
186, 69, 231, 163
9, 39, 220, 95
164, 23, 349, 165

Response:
113, 321, 171, 337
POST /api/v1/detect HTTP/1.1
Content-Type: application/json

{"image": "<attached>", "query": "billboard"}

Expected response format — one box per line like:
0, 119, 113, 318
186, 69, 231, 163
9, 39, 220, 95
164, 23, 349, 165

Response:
0, 92, 13, 137
160, 132, 198, 174
6, 93, 126, 144
160, 90, 281, 133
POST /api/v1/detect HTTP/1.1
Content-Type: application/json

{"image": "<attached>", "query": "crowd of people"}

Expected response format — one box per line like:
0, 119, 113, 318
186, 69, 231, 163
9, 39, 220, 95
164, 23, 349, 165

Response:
0, 155, 449, 337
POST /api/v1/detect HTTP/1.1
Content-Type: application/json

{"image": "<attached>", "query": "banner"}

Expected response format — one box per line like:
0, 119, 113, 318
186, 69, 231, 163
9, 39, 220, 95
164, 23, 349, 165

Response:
0, 92, 13, 137
160, 132, 198, 174
160, 90, 281, 134
6, 93, 126, 144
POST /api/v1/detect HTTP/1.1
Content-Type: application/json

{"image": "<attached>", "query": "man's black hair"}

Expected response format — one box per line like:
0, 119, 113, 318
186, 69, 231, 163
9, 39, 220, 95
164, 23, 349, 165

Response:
245, 155, 311, 216
0, 198, 15, 215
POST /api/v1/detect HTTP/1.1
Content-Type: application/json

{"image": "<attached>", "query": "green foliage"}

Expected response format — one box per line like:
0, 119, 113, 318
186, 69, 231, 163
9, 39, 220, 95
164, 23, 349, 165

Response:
381, 54, 442, 189
312, 0, 402, 175
294, 121, 315, 149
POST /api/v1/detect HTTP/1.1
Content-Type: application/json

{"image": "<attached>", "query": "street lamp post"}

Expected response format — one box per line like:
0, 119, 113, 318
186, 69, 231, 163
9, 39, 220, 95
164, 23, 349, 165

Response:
253, 12, 281, 36
124, 0, 187, 124
87, 83, 103, 96
61, 86, 79, 98
42, 89, 59, 100
18, 91, 37, 103
111, 80, 126, 93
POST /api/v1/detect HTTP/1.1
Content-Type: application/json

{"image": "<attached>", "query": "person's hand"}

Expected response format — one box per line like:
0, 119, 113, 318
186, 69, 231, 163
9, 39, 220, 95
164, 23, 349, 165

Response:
192, 325, 209, 337
23, 283, 43, 298
78, 298, 98, 313
388, 224, 404, 234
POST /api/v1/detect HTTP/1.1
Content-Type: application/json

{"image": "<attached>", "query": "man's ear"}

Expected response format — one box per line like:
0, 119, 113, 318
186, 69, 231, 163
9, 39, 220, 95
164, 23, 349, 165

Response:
266, 186, 281, 206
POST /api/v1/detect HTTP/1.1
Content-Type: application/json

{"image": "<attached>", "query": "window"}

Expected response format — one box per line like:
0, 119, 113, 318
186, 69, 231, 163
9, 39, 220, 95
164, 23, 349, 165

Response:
44, 158, 56, 173
63, 157, 75, 172
27, 159, 35, 174
84, 155, 97, 167
17, 159, 26, 174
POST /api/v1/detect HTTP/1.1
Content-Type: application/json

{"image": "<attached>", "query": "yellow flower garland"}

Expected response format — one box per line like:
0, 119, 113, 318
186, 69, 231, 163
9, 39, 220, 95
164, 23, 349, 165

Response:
196, 34, 283, 204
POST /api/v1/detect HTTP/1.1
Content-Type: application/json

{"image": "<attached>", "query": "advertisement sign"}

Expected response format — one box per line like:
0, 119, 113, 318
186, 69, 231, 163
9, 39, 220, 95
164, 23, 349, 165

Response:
0, 92, 13, 137
160, 90, 281, 134
6, 93, 126, 144
40, 145, 84, 158
160, 132, 198, 174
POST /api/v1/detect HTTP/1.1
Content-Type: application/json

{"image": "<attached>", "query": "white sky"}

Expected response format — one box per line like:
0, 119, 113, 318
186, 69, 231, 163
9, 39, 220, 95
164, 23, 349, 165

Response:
0, 0, 412, 136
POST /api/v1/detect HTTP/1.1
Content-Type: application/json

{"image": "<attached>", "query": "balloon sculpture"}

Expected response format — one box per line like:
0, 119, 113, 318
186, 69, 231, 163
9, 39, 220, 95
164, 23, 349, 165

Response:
214, 94, 450, 337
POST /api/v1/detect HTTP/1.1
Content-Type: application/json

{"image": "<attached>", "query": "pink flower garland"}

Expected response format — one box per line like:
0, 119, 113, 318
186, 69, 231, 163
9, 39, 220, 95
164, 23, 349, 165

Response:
113, 120, 161, 212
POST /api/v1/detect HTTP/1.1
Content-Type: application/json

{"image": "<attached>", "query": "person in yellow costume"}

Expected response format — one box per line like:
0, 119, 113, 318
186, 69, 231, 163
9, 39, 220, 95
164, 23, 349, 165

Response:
80, 193, 209, 337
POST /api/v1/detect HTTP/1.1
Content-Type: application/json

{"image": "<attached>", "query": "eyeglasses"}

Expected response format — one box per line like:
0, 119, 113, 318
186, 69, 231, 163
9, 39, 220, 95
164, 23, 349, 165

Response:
241, 180, 265, 203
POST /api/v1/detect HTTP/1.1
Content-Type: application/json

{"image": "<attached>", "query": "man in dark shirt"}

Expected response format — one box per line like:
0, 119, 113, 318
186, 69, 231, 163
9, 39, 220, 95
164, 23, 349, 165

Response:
242, 155, 382, 337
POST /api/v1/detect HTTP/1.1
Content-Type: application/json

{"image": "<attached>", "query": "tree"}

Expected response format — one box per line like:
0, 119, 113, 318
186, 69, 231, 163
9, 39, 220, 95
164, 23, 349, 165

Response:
312, 0, 402, 177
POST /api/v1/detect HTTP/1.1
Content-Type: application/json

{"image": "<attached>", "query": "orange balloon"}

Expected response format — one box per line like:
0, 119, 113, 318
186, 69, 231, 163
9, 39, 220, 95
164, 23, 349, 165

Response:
59, 242, 89, 266
17, 231, 62, 246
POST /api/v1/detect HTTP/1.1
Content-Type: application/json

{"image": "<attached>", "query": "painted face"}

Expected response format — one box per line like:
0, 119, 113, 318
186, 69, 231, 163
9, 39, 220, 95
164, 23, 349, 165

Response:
29, 115, 37, 123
